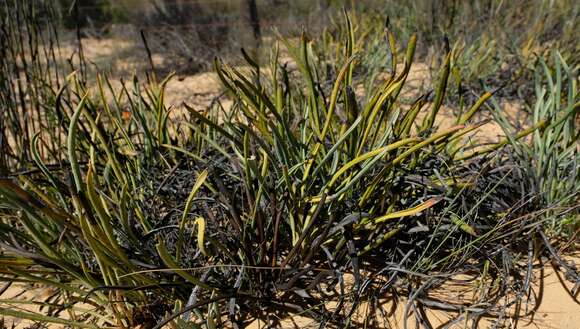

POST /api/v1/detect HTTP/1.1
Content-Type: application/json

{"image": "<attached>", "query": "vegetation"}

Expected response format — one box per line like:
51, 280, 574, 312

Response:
0, 0, 578, 328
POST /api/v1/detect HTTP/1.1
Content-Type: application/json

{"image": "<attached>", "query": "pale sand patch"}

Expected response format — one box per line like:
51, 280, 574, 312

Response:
164, 72, 224, 109
57, 36, 164, 73
4, 260, 576, 328
245, 261, 580, 329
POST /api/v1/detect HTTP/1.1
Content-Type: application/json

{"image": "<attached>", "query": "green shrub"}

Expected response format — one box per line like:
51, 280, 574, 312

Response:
0, 4, 578, 329
489, 51, 579, 234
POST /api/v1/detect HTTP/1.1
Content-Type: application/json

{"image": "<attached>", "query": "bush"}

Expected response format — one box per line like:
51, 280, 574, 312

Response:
0, 3, 578, 328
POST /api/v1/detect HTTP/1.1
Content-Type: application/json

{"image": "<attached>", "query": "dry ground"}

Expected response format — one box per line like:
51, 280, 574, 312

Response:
3, 257, 579, 328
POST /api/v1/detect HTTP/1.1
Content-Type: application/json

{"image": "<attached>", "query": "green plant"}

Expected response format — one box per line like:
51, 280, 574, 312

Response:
1, 3, 578, 329
0, 8, 487, 326
490, 51, 579, 234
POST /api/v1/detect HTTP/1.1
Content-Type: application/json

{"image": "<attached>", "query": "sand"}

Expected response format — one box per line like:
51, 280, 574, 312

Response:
2, 260, 578, 328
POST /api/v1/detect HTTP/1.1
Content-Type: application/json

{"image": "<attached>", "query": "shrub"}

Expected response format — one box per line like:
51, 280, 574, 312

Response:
0, 4, 578, 329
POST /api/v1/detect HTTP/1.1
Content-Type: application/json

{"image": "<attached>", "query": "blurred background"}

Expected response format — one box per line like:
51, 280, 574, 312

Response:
49, 0, 578, 77
53, 0, 344, 75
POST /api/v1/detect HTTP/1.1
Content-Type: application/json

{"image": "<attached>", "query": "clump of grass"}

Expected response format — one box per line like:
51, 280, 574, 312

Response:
489, 50, 579, 235
0, 4, 578, 329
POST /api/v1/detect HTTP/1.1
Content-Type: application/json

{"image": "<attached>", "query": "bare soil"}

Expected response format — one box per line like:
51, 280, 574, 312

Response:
2, 258, 579, 328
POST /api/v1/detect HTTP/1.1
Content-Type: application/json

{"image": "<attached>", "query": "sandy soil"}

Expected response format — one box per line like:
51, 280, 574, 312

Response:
2, 260, 578, 328
245, 261, 580, 329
